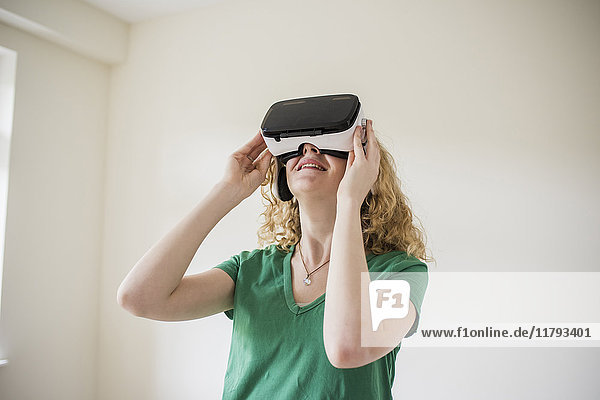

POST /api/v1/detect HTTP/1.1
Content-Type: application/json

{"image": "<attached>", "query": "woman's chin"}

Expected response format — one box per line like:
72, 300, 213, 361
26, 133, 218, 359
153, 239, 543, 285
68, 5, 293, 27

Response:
290, 186, 338, 202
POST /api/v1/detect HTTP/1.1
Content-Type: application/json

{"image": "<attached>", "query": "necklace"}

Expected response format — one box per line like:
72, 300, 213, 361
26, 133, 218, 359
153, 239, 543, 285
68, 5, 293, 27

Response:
298, 242, 330, 286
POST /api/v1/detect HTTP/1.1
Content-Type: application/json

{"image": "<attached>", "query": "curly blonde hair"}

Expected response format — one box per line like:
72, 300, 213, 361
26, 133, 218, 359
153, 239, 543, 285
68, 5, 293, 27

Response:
257, 133, 433, 263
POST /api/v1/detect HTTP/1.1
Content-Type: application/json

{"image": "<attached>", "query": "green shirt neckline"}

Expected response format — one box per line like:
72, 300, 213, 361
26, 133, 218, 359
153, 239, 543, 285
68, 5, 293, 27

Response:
283, 243, 378, 316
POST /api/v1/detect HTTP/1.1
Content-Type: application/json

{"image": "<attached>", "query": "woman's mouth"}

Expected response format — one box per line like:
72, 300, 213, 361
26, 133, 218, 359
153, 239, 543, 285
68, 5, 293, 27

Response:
298, 163, 325, 171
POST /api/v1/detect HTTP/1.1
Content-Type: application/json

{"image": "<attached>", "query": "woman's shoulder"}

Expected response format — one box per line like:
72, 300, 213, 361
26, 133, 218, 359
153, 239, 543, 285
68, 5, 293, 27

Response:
236, 243, 288, 263
367, 249, 428, 272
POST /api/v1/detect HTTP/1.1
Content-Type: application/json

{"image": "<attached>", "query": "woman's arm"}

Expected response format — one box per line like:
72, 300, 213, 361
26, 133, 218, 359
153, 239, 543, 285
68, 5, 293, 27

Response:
324, 120, 415, 368
117, 132, 272, 321
325, 200, 417, 368
117, 182, 241, 319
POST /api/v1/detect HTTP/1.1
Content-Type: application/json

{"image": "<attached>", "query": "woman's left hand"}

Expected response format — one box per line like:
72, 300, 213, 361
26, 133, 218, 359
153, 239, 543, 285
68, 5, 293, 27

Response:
337, 119, 380, 206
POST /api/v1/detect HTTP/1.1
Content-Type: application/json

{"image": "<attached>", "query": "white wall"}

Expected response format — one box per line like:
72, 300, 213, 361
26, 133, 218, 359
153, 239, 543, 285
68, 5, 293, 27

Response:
0, 22, 109, 400
0, 0, 598, 399
0, 0, 128, 64
100, 0, 600, 399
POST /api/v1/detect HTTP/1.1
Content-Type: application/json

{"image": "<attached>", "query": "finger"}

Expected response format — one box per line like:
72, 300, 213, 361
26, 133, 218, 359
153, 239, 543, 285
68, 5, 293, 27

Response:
258, 150, 273, 175
248, 142, 267, 161
236, 131, 267, 158
346, 149, 355, 168
364, 121, 380, 167
366, 120, 379, 157
353, 126, 366, 161
254, 148, 272, 169
248, 133, 268, 160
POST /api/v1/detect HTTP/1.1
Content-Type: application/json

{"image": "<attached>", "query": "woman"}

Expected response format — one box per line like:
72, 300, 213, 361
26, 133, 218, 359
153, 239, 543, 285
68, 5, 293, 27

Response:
118, 119, 430, 399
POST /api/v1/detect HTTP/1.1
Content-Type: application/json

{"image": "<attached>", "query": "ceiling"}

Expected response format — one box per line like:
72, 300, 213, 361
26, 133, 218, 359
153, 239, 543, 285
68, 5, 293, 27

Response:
82, 0, 226, 23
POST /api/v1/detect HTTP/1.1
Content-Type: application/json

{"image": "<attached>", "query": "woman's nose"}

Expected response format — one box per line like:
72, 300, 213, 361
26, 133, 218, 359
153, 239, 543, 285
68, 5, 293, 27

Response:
302, 143, 320, 155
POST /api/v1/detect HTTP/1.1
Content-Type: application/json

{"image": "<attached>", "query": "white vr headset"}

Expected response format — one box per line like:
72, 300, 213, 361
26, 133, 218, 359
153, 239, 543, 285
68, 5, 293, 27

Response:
260, 94, 367, 201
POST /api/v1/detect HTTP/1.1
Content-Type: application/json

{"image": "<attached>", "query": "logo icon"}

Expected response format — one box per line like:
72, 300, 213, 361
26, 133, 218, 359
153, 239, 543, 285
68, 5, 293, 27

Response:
369, 280, 411, 331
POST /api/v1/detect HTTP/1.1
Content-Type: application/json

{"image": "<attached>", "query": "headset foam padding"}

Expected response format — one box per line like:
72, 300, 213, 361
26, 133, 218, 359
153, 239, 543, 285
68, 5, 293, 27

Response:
274, 158, 294, 202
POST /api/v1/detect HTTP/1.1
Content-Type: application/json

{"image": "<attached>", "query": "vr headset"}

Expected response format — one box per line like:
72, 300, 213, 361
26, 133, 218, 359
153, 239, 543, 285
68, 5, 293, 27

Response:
260, 94, 367, 201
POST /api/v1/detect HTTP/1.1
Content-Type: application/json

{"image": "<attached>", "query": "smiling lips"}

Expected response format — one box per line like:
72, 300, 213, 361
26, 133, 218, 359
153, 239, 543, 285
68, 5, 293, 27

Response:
297, 158, 327, 171
299, 163, 325, 171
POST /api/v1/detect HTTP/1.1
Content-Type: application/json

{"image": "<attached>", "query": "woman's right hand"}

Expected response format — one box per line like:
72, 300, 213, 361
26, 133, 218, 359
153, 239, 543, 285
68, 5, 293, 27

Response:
220, 131, 273, 200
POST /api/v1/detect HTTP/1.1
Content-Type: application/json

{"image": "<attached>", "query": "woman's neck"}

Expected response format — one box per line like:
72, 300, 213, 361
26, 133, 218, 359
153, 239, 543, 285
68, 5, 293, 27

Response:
295, 196, 371, 262
297, 197, 337, 265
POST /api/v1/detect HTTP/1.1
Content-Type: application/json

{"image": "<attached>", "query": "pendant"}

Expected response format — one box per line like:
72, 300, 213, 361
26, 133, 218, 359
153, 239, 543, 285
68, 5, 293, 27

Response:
303, 276, 311, 285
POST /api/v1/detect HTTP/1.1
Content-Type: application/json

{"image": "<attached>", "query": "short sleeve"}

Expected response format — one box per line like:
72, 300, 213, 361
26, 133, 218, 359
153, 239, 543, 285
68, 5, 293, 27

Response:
397, 263, 428, 338
373, 255, 429, 340
212, 254, 241, 320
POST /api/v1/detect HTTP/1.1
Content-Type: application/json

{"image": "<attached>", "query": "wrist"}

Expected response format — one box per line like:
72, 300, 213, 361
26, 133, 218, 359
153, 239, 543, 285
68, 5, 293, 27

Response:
336, 196, 362, 214
213, 181, 246, 205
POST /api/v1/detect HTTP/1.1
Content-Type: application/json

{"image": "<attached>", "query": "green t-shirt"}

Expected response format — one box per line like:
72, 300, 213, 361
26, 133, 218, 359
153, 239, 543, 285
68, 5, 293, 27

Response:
212, 243, 428, 400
